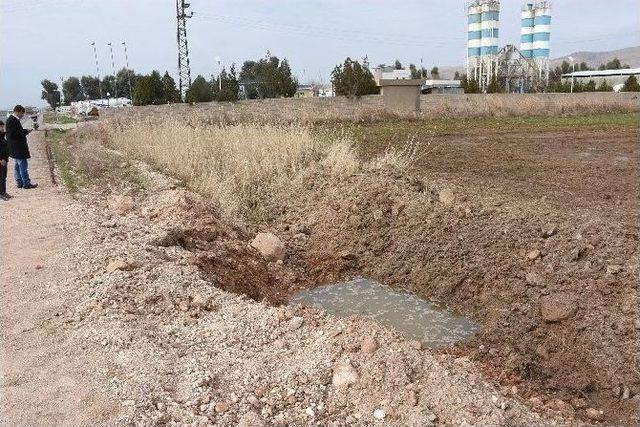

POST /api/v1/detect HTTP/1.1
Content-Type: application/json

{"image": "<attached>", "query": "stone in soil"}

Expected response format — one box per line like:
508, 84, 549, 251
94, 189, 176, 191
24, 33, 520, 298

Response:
585, 408, 604, 421
540, 295, 576, 322
332, 360, 359, 387
250, 232, 285, 262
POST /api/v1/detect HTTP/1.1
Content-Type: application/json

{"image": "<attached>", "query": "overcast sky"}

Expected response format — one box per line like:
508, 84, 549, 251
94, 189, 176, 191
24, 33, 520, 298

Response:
1, 0, 639, 107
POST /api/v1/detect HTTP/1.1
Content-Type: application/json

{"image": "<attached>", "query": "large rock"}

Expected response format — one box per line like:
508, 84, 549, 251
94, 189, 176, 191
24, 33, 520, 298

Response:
250, 232, 285, 262
540, 295, 577, 322
332, 360, 359, 387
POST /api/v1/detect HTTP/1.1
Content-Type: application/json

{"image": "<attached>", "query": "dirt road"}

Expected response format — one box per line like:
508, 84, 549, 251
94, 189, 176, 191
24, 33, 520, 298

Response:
0, 130, 115, 426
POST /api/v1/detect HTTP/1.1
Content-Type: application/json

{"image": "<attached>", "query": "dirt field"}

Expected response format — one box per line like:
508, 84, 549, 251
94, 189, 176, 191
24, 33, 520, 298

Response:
3, 112, 637, 426
270, 121, 639, 425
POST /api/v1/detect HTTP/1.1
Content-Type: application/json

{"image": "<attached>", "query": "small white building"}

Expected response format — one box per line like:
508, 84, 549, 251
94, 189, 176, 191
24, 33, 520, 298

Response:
372, 65, 412, 85
70, 98, 131, 115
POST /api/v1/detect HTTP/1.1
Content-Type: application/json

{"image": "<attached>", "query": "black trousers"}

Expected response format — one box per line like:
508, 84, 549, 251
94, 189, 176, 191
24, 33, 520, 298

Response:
0, 160, 6, 194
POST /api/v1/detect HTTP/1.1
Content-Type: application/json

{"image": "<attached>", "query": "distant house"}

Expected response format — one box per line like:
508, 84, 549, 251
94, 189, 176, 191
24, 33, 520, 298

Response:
372, 65, 412, 85
295, 84, 335, 98
295, 84, 314, 98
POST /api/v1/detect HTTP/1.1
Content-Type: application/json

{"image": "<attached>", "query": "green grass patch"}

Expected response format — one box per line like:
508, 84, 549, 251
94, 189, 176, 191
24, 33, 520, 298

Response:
318, 112, 639, 146
46, 128, 148, 195
47, 129, 82, 193
43, 111, 78, 125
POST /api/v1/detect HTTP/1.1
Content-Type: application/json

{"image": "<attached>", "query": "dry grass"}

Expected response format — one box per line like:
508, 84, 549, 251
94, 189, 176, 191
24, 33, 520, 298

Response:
98, 119, 358, 221
102, 93, 639, 126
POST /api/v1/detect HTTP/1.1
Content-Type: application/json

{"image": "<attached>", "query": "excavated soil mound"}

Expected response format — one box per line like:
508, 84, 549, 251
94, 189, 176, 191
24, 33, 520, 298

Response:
70, 185, 570, 426
271, 165, 639, 425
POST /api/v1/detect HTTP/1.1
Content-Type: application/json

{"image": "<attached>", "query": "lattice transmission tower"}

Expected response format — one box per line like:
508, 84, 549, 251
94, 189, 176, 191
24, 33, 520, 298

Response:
176, 0, 194, 100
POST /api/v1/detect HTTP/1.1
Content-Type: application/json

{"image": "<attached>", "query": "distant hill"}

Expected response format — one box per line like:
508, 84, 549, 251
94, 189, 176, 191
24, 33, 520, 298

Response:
551, 46, 640, 69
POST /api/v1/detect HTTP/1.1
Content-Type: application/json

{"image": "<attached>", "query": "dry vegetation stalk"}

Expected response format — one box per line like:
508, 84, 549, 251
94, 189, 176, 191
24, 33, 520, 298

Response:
99, 119, 357, 221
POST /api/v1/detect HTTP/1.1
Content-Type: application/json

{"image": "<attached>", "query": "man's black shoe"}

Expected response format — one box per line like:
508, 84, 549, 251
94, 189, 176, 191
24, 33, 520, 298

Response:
16, 184, 23, 188
23, 183, 38, 189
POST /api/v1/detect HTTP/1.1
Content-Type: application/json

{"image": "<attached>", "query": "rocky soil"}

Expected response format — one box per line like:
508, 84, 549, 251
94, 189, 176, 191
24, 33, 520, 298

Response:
60, 169, 576, 426
264, 129, 640, 426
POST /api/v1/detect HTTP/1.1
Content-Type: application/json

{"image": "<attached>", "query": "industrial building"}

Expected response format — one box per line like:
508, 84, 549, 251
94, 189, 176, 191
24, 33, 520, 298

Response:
467, 1, 552, 92
421, 80, 463, 94
561, 68, 640, 87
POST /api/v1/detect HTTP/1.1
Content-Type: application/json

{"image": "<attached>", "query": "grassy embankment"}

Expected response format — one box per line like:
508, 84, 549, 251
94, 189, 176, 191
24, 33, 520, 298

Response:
46, 128, 148, 195
43, 111, 78, 125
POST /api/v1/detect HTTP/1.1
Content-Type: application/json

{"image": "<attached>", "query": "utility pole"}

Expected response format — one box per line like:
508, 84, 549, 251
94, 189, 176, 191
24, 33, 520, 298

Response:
107, 42, 118, 99
122, 42, 133, 101
176, 0, 194, 101
91, 41, 103, 101
60, 76, 64, 107
216, 56, 222, 92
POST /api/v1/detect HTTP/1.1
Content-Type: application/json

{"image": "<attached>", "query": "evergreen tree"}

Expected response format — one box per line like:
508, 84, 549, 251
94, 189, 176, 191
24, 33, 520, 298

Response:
584, 80, 597, 92
409, 64, 428, 79
101, 75, 117, 97
132, 71, 165, 106
81, 76, 102, 99
116, 68, 139, 100
460, 74, 480, 93
277, 59, 298, 97
597, 80, 612, 92
62, 77, 85, 104
394, 59, 403, 70
213, 65, 240, 102
238, 53, 298, 99
430, 66, 440, 79
41, 79, 61, 109
161, 72, 180, 103
331, 57, 378, 98
185, 75, 213, 103
622, 75, 640, 92
486, 74, 500, 93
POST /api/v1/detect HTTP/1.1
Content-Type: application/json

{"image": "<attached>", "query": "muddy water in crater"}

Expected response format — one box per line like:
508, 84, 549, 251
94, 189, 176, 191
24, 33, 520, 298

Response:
290, 277, 479, 347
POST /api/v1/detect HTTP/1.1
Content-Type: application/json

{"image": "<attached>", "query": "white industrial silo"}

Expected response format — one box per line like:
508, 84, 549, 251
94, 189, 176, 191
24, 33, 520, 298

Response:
467, 1, 483, 81
467, 0, 500, 90
532, 1, 551, 80
520, 3, 535, 59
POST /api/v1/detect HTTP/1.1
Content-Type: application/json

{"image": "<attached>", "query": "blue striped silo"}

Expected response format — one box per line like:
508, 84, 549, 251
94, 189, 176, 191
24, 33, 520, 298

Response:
520, 3, 535, 58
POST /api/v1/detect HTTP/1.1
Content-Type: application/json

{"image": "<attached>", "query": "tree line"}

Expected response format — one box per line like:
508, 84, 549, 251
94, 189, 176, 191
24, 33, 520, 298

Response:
41, 54, 638, 107
41, 52, 298, 108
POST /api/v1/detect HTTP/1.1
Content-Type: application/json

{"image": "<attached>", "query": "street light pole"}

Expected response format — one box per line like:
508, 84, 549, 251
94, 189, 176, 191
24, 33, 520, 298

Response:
91, 41, 103, 101
107, 42, 118, 99
122, 42, 133, 101
216, 56, 222, 92
569, 56, 575, 93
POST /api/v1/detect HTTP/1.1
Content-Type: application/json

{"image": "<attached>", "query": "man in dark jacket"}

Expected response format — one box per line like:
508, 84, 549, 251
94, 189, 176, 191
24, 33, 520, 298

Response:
6, 105, 37, 189
0, 120, 10, 200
